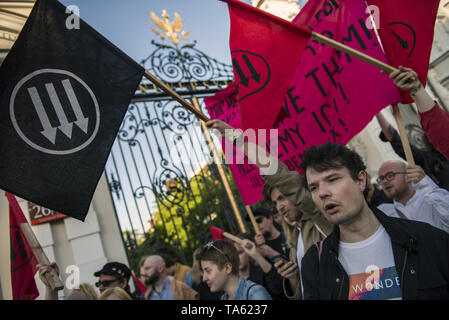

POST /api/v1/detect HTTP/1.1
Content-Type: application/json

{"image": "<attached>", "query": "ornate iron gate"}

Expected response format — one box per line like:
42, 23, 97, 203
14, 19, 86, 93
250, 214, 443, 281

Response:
105, 41, 249, 269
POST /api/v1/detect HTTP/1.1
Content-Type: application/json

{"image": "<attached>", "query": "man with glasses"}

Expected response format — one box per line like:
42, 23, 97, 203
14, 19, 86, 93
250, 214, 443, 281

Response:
300, 142, 449, 300
377, 160, 449, 233
94, 262, 135, 298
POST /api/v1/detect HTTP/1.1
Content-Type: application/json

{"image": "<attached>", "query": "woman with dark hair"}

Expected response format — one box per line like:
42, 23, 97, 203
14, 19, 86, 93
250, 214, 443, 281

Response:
185, 248, 222, 300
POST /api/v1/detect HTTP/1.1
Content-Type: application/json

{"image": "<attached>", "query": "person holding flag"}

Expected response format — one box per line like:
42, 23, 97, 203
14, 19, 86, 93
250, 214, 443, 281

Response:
389, 66, 449, 160
206, 118, 333, 300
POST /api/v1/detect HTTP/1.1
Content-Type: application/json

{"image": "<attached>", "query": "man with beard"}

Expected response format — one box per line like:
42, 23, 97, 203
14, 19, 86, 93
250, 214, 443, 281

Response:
141, 255, 199, 300
377, 160, 449, 233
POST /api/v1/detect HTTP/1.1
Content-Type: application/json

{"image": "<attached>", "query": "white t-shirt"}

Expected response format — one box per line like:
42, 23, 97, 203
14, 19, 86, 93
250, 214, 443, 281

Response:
338, 225, 402, 300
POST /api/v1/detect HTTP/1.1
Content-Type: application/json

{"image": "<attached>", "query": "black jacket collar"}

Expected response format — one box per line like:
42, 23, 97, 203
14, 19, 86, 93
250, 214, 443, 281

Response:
326, 204, 418, 256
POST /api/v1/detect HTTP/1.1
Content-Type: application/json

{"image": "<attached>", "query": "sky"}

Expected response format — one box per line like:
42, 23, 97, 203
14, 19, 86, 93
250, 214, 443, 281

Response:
58, 0, 250, 67
55, 0, 249, 234
55, 0, 306, 235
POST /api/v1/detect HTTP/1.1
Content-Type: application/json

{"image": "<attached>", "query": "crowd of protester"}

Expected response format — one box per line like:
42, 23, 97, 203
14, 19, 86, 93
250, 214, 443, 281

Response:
37, 67, 449, 300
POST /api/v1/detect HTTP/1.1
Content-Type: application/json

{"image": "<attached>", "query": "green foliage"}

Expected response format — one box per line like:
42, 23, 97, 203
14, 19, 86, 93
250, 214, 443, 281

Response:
126, 160, 247, 271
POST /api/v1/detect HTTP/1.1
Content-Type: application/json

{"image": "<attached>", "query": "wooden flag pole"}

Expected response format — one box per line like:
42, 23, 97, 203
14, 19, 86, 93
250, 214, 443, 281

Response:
245, 205, 260, 234
20, 223, 64, 291
191, 97, 247, 234
143, 71, 210, 122
222, 231, 243, 244
311, 32, 397, 74
222, 231, 253, 250
392, 104, 415, 165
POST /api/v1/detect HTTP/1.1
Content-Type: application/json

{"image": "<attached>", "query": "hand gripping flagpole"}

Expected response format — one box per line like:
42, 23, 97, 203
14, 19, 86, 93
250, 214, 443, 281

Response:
224, 0, 414, 163
20, 223, 65, 291
7, 192, 64, 292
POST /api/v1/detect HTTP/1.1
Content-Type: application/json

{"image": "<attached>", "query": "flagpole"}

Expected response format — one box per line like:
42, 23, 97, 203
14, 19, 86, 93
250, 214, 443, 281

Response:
143, 71, 210, 122
310, 32, 397, 74
20, 223, 64, 291
191, 97, 247, 234
310, 32, 419, 165
392, 104, 415, 165
245, 205, 260, 234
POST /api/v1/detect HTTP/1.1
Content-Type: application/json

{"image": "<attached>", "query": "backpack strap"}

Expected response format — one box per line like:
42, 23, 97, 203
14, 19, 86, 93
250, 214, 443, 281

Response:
394, 207, 409, 220
314, 241, 324, 263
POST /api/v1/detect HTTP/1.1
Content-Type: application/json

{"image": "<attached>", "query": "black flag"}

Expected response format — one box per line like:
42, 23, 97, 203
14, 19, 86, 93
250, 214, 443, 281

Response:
0, 0, 144, 221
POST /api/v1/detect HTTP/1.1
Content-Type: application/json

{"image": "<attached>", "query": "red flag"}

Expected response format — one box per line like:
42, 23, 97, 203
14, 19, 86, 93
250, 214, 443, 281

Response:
131, 269, 146, 294
366, 0, 440, 103
6, 192, 39, 300
209, 226, 225, 240
223, 0, 311, 130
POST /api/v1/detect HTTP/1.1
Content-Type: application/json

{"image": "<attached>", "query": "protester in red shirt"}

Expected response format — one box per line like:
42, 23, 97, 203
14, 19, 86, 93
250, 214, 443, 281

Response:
390, 66, 449, 159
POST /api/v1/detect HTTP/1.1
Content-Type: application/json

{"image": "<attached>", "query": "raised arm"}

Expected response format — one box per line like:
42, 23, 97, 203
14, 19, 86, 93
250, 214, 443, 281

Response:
205, 119, 279, 175
390, 66, 434, 112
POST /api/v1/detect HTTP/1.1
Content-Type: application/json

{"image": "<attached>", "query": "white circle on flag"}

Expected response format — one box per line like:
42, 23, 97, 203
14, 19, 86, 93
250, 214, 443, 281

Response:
10, 69, 100, 155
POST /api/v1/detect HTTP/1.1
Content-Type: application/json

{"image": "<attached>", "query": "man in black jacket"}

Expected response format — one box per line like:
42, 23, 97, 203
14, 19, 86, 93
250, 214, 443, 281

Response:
300, 142, 449, 300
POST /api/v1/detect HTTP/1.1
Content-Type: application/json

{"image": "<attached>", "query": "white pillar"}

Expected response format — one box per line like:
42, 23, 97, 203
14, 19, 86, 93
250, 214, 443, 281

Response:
64, 206, 108, 290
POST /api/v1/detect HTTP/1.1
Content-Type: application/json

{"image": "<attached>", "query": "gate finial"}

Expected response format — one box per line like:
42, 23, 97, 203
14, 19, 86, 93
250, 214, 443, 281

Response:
149, 10, 190, 46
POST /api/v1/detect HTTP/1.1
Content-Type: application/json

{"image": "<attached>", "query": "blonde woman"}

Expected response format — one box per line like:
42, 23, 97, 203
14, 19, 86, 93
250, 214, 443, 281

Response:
65, 283, 98, 300
98, 287, 133, 300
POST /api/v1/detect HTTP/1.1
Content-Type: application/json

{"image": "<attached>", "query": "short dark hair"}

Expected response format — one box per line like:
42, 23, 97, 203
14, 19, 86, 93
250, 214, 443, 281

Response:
300, 142, 367, 187
199, 239, 239, 275
160, 254, 175, 268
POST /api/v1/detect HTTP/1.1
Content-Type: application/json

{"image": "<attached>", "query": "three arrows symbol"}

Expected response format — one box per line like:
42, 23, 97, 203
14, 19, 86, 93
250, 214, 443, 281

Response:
46, 82, 73, 139
391, 30, 408, 49
242, 54, 260, 83
62, 79, 89, 134
233, 57, 249, 87
28, 78, 90, 144
28, 86, 58, 144
233, 54, 261, 87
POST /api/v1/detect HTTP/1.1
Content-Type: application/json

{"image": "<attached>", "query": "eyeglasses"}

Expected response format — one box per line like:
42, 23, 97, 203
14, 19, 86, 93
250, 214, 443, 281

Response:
376, 171, 407, 184
95, 279, 120, 288
204, 241, 231, 262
